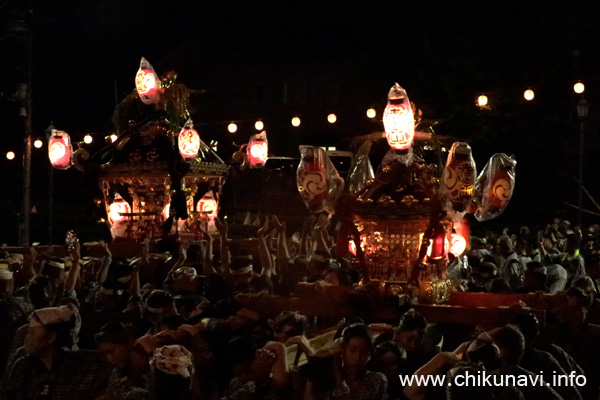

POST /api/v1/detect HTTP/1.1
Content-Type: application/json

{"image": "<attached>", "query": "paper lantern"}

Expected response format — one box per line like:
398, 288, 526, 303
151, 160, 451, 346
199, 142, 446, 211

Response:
6, 151, 15, 160
292, 117, 301, 127
524, 89, 534, 101
108, 193, 131, 225
366, 108, 376, 118
48, 129, 72, 170
449, 232, 467, 256
574, 82, 585, 94
178, 119, 200, 159
247, 131, 268, 168
34, 139, 43, 149
477, 95, 488, 107
383, 83, 415, 150
327, 113, 337, 123
196, 191, 218, 216
84, 134, 93, 144
440, 142, 476, 213
135, 57, 160, 105
255, 120, 264, 131
228, 122, 237, 133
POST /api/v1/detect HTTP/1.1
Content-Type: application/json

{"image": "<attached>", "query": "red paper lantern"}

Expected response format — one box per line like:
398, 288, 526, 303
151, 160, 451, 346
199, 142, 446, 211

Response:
48, 130, 72, 170
178, 121, 200, 159
441, 142, 476, 212
383, 83, 415, 150
108, 193, 131, 225
196, 191, 218, 216
247, 131, 268, 168
135, 57, 160, 105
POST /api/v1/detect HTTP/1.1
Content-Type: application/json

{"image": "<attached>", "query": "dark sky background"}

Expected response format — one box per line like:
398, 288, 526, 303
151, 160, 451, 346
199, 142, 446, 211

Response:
1, 0, 600, 244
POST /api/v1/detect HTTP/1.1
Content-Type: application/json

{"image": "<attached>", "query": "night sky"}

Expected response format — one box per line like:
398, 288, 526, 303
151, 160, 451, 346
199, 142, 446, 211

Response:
1, 1, 600, 244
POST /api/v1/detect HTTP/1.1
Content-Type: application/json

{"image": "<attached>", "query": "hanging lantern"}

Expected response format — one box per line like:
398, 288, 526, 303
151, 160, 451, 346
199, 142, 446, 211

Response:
196, 191, 218, 216
247, 131, 268, 168
6, 151, 15, 160
135, 57, 160, 105
108, 193, 131, 225
178, 119, 200, 159
523, 89, 534, 101
477, 94, 488, 107
48, 129, 73, 170
255, 120, 264, 131
574, 81, 585, 94
34, 139, 43, 149
440, 142, 476, 213
327, 113, 337, 123
383, 83, 415, 150
291, 117, 301, 127
449, 232, 467, 256
366, 108, 376, 118
228, 122, 238, 133
84, 134, 93, 144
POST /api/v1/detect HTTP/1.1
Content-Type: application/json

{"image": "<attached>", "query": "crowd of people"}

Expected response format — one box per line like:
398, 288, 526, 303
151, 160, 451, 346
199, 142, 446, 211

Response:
1, 213, 600, 400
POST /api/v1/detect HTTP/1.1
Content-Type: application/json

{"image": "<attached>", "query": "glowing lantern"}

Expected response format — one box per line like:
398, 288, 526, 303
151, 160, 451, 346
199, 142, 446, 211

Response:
135, 57, 160, 105
34, 139, 43, 149
108, 193, 131, 225
383, 83, 415, 150
6, 151, 15, 160
449, 232, 467, 256
196, 191, 218, 216
228, 122, 237, 133
366, 108, 376, 118
178, 119, 200, 159
247, 131, 268, 168
255, 120, 264, 131
477, 94, 488, 107
84, 134, 93, 144
574, 82, 585, 94
48, 129, 73, 170
327, 113, 337, 123
292, 117, 301, 127
524, 89, 534, 101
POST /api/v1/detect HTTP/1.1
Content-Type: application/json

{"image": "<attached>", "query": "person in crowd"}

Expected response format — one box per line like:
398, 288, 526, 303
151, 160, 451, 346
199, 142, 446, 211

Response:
1, 303, 111, 400
495, 235, 525, 291
540, 233, 586, 287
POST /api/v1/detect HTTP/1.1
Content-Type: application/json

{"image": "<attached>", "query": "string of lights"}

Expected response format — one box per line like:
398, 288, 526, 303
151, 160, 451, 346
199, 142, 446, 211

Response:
3, 82, 588, 161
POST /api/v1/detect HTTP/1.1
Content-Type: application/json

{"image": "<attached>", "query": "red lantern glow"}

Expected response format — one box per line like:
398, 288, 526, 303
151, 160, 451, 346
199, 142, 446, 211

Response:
178, 120, 200, 159
135, 57, 160, 105
247, 131, 268, 168
383, 83, 415, 150
48, 130, 72, 170
449, 232, 467, 256
108, 193, 131, 225
196, 191, 218, 216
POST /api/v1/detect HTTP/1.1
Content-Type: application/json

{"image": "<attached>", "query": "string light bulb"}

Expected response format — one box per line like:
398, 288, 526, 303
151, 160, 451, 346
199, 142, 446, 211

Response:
84, 134, 93, 144
327, 113, 337, 123
6, 151, 15, 160
291, 117, 301, 127
524, 89, 534, 101
255, 120, 264, 131
574, 81, 585, 94
477, 94, 488, 107
228, 122, 238, 133
366, 108, 376, 118
34, 139, 43, 149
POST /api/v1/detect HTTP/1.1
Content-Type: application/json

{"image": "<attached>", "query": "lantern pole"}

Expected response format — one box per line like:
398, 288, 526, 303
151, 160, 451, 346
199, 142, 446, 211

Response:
576, 98, 589, 228
20, 9, 34, 246
45, 123, 56, 245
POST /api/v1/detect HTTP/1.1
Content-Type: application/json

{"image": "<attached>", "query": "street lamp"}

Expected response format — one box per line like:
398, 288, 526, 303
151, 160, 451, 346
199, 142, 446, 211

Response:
577, 98, 589, 227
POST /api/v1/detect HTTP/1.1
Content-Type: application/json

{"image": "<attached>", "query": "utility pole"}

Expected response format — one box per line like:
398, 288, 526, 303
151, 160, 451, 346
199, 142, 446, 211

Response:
20, 8, 33, 245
